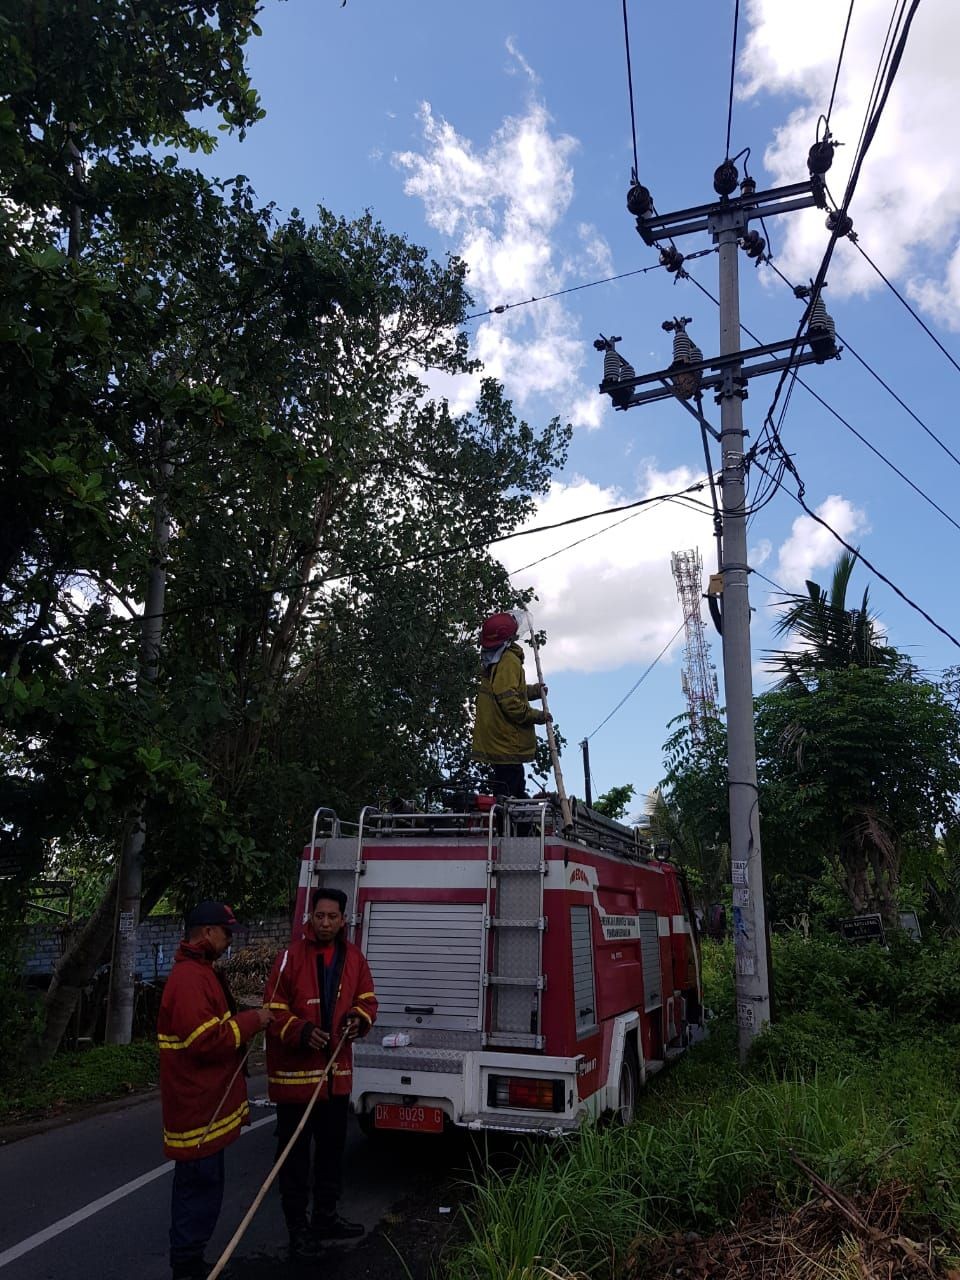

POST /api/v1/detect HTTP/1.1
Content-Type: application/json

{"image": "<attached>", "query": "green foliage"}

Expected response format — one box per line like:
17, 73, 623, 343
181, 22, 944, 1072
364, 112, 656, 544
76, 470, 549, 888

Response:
0, 927, 39, 1084
1, 0, 573, 1052
447, 936, 960, 1279
449, 1048, 960, 1280
756, 667, 960, 920
591, 784, 635, 820
655, 713, 729, 907
0, 1042, 158, 1121
768, 549, 904, 686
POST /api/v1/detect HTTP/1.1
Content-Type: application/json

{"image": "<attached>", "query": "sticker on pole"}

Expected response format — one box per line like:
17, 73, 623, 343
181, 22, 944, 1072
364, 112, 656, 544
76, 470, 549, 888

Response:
731, 860, 747, 886
736, 1001, 755, 1029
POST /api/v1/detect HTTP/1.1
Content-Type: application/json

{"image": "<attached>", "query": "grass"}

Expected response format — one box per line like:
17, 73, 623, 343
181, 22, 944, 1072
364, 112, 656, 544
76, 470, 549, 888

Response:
445, 936, 960, 1280
0, 1042, 159, 1123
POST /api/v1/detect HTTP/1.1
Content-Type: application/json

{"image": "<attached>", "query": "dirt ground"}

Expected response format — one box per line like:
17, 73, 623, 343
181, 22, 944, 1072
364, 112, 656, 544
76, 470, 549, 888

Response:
228, 1130, 490, 1280
629, 1183, 959, 1280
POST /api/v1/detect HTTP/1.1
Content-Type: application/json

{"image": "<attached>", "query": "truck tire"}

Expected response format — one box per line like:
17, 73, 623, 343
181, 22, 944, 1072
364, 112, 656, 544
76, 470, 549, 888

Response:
614, 1046, 639, 1125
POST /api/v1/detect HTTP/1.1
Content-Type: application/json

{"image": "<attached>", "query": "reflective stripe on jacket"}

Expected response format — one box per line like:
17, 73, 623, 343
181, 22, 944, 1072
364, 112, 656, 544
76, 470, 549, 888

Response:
471, 642, 545, 764
157, 943, 262, 1161
264, 928, 377, 1104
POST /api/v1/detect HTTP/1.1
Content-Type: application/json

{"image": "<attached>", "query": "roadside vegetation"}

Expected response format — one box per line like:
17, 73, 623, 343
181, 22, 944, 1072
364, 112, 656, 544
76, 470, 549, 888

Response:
0, 1043, 158, 1124
448, 935, 960, 1279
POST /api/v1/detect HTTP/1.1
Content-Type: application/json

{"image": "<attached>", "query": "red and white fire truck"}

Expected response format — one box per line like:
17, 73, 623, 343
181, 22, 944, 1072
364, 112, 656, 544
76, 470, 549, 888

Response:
292, 795, 704, 1136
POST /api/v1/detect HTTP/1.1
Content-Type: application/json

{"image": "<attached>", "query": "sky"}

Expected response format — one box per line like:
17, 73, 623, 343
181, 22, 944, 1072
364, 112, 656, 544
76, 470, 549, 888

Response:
195, 0, 960, 814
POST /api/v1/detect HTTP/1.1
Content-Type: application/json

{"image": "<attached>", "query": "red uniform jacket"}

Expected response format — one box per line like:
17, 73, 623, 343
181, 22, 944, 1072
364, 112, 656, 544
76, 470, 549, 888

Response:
264, 928, 377, 1104
158, 943, 262, 1161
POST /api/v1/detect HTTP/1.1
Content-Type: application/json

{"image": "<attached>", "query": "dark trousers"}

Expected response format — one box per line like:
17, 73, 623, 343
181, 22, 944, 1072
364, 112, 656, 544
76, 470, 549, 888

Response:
276, 1096, 350, 1230
492, 762, 527, 798
169, 1150, 225, 1269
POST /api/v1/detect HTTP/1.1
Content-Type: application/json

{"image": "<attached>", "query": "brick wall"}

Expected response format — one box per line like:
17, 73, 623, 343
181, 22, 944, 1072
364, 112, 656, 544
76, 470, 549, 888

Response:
18, 912, 292, 980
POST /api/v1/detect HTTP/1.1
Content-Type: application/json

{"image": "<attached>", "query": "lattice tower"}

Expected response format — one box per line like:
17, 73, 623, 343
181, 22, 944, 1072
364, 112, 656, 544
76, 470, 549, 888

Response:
670, 548, 719, 743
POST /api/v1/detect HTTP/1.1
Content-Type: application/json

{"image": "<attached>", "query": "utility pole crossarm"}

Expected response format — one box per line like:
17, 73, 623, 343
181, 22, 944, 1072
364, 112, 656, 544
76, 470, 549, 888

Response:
636, 178, 824, 244
602, 335, 840, 410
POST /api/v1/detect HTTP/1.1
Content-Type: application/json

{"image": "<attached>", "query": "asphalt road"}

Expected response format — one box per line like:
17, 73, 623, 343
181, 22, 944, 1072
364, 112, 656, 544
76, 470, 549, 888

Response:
0, 1079, 412, 1279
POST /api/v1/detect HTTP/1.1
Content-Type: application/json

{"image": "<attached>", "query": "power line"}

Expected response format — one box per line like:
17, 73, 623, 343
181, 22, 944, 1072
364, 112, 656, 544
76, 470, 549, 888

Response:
463, 250, 717, 321
621, 0, 640, 181
753, 457, 960, 652
468, 247, 718, 322
759, 0, 921, 449
586, 615, 689, 740
724, 0, 741, 159
826, 0, 857, 125
508, 487, 717, 577
763, 258, 960, 472
508, 497, 667, 577
686, 266, 960, 539
851, 238, 960, 381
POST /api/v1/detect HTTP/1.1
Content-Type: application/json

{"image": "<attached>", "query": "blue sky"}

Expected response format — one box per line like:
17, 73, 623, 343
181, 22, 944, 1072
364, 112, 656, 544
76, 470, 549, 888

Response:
197, 0, 960, 812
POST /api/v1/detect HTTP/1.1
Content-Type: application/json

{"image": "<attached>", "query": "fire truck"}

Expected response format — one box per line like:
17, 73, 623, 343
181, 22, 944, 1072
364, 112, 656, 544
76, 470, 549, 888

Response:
293, 795, 704, 1136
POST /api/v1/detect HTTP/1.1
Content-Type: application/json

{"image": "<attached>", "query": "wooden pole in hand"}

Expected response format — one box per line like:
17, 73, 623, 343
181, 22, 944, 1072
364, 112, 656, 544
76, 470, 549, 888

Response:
206, 1030, 350, 1280
521, 611, 573, 830
196, 950, 289, 1151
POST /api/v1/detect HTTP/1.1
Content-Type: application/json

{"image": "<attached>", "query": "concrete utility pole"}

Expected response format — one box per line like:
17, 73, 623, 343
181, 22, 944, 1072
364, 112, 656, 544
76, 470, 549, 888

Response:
105, 429, 174, 1044
596, 156, 840, 1058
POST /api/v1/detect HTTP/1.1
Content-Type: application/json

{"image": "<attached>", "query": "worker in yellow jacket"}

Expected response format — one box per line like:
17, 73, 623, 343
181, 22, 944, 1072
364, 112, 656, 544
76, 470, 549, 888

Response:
471, 611, 551, 798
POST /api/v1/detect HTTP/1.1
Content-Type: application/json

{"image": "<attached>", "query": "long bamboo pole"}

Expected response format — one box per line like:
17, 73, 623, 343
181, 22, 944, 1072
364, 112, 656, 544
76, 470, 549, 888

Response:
521, 611, 573, 830
206, 1030, 350, 1280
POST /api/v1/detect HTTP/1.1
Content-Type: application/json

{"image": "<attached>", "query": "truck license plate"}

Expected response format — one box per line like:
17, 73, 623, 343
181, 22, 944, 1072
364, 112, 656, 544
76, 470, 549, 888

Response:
374, 1104, 444, 1133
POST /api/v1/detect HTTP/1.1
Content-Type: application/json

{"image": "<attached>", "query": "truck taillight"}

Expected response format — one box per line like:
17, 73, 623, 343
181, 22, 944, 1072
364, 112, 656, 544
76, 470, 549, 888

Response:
487, 1075, 564, 1112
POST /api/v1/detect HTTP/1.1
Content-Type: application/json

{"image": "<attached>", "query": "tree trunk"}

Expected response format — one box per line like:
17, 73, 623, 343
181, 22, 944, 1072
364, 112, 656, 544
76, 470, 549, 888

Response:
39, 865, 119, 1063
40, 869, 166, 1062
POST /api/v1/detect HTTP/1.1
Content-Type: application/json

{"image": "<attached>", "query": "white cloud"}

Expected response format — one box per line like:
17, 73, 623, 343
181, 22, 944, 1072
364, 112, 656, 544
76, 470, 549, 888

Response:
775, 494, 867, 589
750, 537, 773, 568
394, 72, 607, 428
505, 36, 539, 85
499, 467, 715, 673
739, 0, 960, 325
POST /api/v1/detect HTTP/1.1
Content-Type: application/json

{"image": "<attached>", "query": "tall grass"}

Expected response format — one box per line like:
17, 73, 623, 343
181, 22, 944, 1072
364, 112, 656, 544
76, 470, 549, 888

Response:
446, 935, 960, 1280
450, 1052, 960, 1279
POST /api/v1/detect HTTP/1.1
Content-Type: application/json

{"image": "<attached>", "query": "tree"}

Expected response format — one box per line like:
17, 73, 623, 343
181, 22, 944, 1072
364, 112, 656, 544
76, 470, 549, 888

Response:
753, 553, 960, 922
591, 784, 636, 821
2, 6, 572, 1057
756, 667, 960, 922
768, 550, 902, 688
655, 713, 730, 910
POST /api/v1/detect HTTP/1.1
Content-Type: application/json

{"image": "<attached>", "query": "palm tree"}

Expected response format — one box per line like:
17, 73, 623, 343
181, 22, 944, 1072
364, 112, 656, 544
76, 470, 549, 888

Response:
768, 550, 902, 688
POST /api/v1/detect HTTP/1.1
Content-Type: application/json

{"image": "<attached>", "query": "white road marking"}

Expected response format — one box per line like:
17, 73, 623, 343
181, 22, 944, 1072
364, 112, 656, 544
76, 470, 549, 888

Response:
0, 1114, 276, 1269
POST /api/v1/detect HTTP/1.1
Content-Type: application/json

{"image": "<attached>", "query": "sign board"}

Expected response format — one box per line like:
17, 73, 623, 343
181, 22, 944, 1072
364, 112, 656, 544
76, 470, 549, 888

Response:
898, 910, 922, 941
840, 914, 885, 945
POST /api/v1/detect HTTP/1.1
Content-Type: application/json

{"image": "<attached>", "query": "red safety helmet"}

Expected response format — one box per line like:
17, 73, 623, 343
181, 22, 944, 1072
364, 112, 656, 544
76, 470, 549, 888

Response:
480, 611, 519, 647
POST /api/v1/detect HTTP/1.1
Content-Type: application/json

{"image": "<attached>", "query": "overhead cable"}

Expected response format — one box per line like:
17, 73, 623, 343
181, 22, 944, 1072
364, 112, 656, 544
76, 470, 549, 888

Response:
724, 0, 741, 159
763, 258, 960, 472
621, 0, 640, 181
826, 0, 857, 126
754, 459, 960, 652
759, 0, 921, 447
464, 248, 717, 321
851, 238, 960, 381
586, 615, 689, 740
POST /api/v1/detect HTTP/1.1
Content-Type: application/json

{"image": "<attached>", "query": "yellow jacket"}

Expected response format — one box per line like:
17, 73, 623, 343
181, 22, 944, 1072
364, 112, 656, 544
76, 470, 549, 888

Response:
471, 643, 545, 764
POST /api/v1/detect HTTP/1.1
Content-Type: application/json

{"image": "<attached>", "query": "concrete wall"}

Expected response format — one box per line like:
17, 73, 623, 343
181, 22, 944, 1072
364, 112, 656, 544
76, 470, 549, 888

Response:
19, 913, 291, 980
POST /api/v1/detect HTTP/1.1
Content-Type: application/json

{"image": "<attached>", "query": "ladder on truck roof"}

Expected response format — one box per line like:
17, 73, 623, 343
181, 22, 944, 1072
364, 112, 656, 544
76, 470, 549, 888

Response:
483, 800, 549, 1051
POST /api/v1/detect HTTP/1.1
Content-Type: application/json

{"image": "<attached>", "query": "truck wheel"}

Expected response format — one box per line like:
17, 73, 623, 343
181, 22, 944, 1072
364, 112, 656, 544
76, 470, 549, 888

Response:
614, 1047, 639, 1125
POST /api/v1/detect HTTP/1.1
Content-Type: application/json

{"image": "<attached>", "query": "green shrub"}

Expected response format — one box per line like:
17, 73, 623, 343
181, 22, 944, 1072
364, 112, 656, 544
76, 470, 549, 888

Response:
0, 1042, 158, 1120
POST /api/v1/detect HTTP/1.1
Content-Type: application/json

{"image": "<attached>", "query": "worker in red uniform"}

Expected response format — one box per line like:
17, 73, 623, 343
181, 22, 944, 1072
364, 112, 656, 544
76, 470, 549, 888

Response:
471, 610, 550, 798
264, 887, 378, 1261
158, 901, 272, 1280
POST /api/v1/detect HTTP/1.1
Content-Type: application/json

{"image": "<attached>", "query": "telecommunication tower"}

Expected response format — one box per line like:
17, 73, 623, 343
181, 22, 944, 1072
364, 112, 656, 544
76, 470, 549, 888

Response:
670, 549, 718, 743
